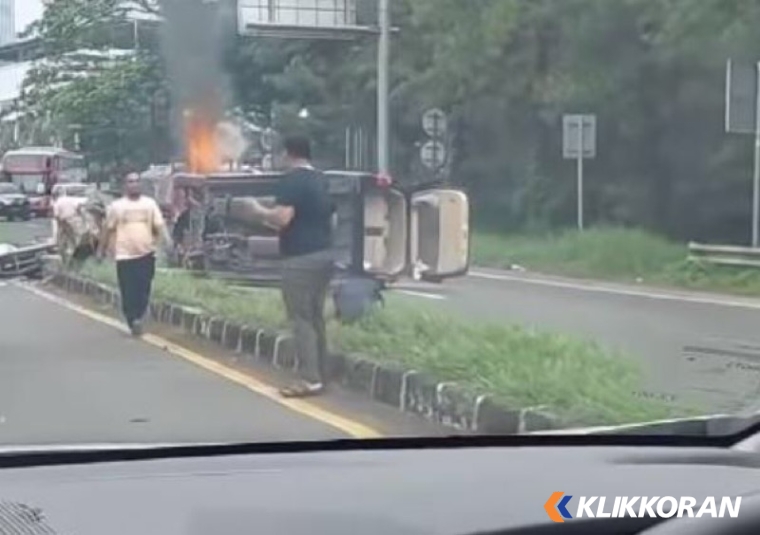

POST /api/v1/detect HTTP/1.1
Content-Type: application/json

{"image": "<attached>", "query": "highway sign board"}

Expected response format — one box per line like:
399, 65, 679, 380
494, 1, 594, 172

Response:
725, 60, 758, 134
562, 114, 596, 159
562, 114, 597, 231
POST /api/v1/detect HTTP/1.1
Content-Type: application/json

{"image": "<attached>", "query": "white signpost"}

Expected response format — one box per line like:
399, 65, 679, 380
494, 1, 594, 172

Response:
420, 107, 447, 174
562, 114, 597, 231
725, 59, 760, 247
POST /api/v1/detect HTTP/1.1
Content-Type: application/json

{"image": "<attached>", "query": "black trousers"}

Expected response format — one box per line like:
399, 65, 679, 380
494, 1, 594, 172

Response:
116, 253, 156, 325
281, 250, 334, 384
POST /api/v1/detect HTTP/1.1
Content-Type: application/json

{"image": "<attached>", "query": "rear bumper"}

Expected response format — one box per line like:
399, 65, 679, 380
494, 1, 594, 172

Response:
0, 243, 55, 278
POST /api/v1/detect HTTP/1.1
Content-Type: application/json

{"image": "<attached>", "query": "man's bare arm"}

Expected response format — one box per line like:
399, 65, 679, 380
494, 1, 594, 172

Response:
151, 204, 173, 248
97, 227, 113, 258
97, 206, 116, 258
253, 204, 294, 230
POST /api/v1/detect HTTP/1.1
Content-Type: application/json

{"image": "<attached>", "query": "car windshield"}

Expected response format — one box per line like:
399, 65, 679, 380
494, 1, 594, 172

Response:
3, 0, 760, 452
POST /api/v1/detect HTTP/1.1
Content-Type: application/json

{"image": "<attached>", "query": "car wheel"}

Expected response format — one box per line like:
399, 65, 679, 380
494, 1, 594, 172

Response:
7, 214, 14, 222
22, 211, 31, 221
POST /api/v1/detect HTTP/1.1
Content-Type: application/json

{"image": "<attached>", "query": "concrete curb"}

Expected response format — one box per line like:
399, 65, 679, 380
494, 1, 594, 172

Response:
47, 268, 745, 437
529, 412, 760, 437
47, 270, 567, 435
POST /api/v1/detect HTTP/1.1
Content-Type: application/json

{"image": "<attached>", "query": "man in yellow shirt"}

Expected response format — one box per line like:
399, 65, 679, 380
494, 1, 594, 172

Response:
97, 173, 172, 336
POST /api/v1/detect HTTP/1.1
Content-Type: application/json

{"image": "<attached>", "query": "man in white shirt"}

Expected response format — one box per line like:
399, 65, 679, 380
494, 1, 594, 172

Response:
97, 173, 172, 336
51, 188, 87, 265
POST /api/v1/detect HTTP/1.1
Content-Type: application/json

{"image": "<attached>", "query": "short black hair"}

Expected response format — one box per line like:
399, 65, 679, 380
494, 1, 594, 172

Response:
283, 135, 311, 160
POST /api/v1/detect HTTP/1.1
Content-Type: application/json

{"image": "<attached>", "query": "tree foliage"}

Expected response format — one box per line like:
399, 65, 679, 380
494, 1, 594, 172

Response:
15, 0, 166, 179
16, 0, 760, 241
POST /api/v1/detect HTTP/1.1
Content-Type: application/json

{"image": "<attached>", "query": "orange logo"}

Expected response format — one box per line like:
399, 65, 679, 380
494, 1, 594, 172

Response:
545, 492, 573, 522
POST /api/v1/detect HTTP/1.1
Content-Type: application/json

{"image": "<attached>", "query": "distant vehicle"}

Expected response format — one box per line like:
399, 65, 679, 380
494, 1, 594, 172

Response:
0, 147, 88, 217
51, 183, 95, 200
0, 183, 31, 221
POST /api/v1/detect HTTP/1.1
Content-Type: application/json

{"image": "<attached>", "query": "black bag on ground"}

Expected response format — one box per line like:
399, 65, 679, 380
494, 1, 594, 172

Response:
332, 276, 384, 323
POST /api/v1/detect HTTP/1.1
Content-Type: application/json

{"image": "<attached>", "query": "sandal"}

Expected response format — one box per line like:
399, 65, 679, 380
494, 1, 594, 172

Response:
280, 381, 325, 398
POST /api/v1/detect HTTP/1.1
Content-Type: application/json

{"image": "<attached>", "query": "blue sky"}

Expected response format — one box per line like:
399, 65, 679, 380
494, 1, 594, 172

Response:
15, 0, 43, 35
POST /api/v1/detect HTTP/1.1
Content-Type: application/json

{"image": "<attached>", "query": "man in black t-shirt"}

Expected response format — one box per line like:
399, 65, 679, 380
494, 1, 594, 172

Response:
246, 135, 334, 398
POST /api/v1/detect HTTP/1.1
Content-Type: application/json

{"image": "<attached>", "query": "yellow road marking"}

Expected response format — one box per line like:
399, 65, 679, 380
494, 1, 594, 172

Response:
18, 282, 383, 439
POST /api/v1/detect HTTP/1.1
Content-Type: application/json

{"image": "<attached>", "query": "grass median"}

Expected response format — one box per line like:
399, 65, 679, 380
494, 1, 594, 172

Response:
473, 226, 760, 297
79, 261, 685, 427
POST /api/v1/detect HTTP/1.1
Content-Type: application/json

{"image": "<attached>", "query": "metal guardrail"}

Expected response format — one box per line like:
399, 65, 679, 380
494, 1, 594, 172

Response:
688, 242, 760, 268
0, 243, 56, 278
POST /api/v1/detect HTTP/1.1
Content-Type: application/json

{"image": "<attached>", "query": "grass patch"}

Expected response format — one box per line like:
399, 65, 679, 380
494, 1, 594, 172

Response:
80, 261, 686, 427
473, 226, 760, 297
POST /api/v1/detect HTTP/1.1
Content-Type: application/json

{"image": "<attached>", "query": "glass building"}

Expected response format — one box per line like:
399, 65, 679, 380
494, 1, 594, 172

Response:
0, 0, 14, 46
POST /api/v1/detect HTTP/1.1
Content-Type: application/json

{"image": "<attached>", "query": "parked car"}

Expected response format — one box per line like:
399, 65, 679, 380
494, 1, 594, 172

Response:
27, 183, 49, 218
51, 183, 94, 200
0, 183, 31, 221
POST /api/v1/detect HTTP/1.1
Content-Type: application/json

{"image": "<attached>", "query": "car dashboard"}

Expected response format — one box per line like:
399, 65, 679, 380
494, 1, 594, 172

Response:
0, 435, 759, 535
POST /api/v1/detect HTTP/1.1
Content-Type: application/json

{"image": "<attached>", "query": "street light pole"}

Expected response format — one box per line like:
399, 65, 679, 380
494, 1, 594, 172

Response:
377, 0, 390, 174
753, 61, 760, 247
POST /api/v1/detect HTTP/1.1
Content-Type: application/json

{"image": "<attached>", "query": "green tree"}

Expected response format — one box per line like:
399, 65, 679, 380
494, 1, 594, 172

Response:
17, 0, 167, 178
18, 0, 760, 242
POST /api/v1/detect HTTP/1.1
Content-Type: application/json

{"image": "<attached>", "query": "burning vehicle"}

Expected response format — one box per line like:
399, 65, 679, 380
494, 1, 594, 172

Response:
156, 169, 471, 292
136, 28, 471, 314
137, 99, 471, 319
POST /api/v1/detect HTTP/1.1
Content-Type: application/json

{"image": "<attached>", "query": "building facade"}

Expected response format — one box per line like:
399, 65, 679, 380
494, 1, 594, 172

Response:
0, 0, 14, 46
238, 0, 358, 28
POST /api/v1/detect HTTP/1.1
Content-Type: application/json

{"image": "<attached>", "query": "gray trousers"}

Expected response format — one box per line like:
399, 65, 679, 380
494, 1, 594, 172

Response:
281, 250, 335, 384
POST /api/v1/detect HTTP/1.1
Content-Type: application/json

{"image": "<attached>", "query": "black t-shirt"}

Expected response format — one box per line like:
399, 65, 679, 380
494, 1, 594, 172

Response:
275, 167, 333, 257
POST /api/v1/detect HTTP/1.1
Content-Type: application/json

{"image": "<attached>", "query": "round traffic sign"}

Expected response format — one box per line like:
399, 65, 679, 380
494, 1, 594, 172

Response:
420, 140, 446, 169
422, 108, 447, 138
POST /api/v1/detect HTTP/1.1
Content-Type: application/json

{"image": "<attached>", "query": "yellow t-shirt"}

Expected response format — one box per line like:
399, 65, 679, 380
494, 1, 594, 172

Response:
105, 196, 166, 261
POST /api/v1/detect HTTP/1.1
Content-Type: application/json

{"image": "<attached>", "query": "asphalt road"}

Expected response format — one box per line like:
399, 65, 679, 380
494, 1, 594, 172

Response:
4, 218, 760, 417
0, 277, 451, 445
442, 269, 760, 413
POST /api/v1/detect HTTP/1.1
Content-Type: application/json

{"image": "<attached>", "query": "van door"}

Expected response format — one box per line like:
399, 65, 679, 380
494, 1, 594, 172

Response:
409, 188, 470, 281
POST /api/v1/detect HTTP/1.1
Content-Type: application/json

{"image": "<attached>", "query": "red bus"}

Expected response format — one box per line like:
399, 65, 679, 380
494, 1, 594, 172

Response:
0, 147, 88, 216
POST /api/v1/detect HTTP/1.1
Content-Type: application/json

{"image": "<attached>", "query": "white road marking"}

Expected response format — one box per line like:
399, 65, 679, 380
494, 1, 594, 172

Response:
394, 289, 447, 301
468, 269, 760, 311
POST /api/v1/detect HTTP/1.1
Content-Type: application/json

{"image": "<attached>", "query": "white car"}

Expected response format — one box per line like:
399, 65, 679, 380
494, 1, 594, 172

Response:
51, 183, 94, 199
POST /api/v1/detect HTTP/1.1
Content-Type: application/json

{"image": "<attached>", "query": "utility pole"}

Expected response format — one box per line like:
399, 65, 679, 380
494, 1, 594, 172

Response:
753, 61, 760, 247
377, 0, 390, 174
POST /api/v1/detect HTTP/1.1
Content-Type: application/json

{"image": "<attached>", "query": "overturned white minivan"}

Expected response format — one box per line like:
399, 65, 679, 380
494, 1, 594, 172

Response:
162, 170, 471, 287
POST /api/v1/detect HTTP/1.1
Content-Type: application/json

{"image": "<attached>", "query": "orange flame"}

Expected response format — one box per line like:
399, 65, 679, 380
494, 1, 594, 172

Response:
184, 109, 219, 174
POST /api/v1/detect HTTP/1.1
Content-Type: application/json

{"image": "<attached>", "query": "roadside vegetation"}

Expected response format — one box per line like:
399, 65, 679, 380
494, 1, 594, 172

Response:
80, 260, 688, 427
473, 227, 760, 298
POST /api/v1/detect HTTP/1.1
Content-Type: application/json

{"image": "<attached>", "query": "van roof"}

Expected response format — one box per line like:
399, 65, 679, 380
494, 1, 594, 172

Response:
4, 147, 81, 157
